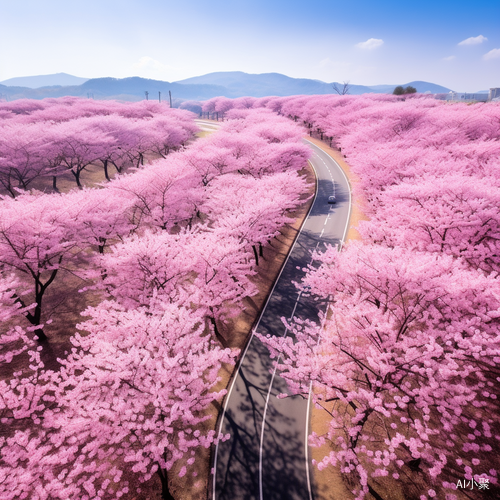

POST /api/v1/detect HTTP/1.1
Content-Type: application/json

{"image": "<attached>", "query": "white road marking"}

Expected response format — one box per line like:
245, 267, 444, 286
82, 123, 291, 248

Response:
259, 294, 301, 500
305, 381, 314, 500
259, 368, 279, 500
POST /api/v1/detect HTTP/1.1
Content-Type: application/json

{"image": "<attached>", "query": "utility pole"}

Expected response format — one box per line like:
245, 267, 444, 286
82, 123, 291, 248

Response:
169, 90, 172, 108
158, 91, 161, 103
145, 91, 149, 101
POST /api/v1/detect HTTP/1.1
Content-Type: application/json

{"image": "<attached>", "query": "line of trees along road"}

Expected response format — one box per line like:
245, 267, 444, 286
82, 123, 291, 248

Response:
186, 93, 500, 499
0, 102, 312, 500
217, 94, 499, 500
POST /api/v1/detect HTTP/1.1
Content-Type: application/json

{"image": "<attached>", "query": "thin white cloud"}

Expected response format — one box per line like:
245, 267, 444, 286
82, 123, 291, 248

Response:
318, 58, 353, 70
133, 56, 175, 72
483, 48, 500, 60
443, 55, 456, 61
131, 56, 185, 80
355, 38, 384, 50
458, 35, 487, 46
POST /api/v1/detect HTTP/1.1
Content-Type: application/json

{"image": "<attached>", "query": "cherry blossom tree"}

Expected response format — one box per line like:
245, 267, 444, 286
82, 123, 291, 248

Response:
189, 231, 257, 345
358, 173, 500, 273
0, 192, 80, 341
262, 242, 500, 499
201, 97, 234, 121
144, 115, 198, 157
73, 115, 136, 181
63, 187, 135, 254
0, 98, 46, 117
182, 142, 239, 186
0, 275, 53, 500
96, 228, 258, 346
109, 156, 204, 231
0, 98, 199, 192
204, 172, 309, 264
179, 100, 202, 116
53, 303, 234, 500
98, 230, 196, 309
0, 122, 50, 196
50, 118, 116, 188
0, 302, 236, 500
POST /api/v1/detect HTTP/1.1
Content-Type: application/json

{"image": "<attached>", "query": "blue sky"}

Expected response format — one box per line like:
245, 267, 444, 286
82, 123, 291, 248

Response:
1, 0, 499, 91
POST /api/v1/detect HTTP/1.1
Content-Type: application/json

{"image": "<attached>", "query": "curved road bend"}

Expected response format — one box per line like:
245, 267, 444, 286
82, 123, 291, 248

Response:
195, 119, 221, 132
212, 139, 352, 500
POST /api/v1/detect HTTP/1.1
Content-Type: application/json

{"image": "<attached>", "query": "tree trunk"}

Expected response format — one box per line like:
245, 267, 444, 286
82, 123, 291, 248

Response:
98, 237, 106, 254
111, 160, 122, 173
157, 468, 175, 500
28, 267, 59, 342
24, 297, 48, 342
52, 175, 60, 192
71, 168, 83, 189
33, 326, 47, 342
3, 171, 16, 197
103, 159, 110, 181
252, 245, 259, 266
209, 314, 226, 347
368, 485, 385, 500
32, 276, 48, 342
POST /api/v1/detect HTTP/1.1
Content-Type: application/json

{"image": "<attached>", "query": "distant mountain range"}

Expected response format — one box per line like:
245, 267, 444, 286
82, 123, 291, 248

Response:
0, 73, 89, 88
0, 71, 454, 102
176, 72, 452, 97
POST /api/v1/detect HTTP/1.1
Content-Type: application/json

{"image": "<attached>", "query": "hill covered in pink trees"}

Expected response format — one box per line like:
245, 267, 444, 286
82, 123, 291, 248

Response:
0, 100, 312, 499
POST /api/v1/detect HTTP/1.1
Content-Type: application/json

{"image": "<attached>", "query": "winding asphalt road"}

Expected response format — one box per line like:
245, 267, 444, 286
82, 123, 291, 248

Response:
211, 137, 352, 500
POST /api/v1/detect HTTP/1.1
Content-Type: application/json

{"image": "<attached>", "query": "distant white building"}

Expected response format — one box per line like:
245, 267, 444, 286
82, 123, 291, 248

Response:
445, 91, 488, 102
489, 88, 500, 101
